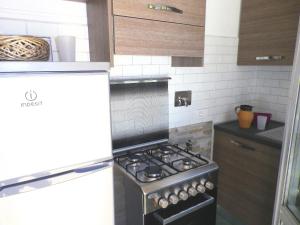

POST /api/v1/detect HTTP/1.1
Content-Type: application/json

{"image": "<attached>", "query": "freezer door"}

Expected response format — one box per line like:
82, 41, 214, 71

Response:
0, 73, 112, 181
0, 162, 114, 225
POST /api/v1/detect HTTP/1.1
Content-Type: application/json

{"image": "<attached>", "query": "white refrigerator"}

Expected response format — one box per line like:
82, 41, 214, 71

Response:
273, 21, 300, 225
0, 62, 114, 225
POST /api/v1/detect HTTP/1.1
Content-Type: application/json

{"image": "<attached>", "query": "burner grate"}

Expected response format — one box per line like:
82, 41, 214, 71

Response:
115, 144, 209, 183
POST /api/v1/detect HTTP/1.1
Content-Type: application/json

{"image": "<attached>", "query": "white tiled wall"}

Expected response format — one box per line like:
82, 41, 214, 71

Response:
253, 67, 292, 122
111, 36, 292, 128
0, 1, 292, 128
0, 0, 90, 61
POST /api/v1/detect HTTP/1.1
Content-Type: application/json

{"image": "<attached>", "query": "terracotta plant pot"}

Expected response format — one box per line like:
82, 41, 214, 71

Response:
235, 105, 254, 129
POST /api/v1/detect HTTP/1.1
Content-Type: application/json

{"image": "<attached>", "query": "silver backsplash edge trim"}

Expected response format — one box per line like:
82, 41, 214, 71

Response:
110, 76, 171, 85
113, 139, 169, 155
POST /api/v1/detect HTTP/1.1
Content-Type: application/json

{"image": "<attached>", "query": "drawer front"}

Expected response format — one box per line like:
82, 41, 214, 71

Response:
114, 16, 204, 57
113, 0, 205, 27
215, 131, 280, 181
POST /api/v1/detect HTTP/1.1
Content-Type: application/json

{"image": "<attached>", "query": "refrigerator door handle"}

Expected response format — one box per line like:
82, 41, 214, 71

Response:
0, 160, 114, 195
74, 160, 113, 173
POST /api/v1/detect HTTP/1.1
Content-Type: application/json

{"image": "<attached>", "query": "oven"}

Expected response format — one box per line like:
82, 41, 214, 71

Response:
145, 189, 217, 225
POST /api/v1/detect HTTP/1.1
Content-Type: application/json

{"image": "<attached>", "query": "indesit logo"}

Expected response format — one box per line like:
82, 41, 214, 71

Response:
25, 90, 38, 101
21, 90, 43, 108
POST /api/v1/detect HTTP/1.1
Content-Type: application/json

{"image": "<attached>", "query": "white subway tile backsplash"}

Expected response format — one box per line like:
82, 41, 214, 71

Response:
132, 55, 152, 65
58, 24, 89, 39
270, 88, 289, 97
0, 19, 27, 35
159, 65, 170, 75
277, 96, 289, 104
122, 65, 142, 76
27, 22, 59, 36
142, 65, 160, 75
76, 52, 90, 62
114, 55, 133, 66
75, 38, 89, 53
110, 66, 123, 77
0, 0, 87, 24
165, 33, 291, 126
279, 80, 291, 89
151, 56, 170, 65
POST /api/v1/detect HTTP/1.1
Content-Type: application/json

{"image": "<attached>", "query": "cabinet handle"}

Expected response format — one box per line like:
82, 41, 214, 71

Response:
256, 56, 285, 61
148, 4, 183, 14
230, 139, 255, 151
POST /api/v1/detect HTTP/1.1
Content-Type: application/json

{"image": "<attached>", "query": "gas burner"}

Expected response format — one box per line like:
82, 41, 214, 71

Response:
128, 162, 141, 168
162, 149, 171, 155
161, 154, 171, 163
183, 158, 192, 165
172, 158, 200, 172
145, 166, 162, 178
134, 152, 144, 156
129, 155, 140, 163
182, 158, 193, 170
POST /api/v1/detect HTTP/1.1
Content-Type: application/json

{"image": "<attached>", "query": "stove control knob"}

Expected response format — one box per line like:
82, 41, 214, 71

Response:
200, 178, 206, 186
158, 198, 169, 209
205, 181, 214, 190
188, 187, 198, 197
192, 181, 206, 193
169, 194, 179, 205
178, 190, 189, 201
196, 184, 206, 193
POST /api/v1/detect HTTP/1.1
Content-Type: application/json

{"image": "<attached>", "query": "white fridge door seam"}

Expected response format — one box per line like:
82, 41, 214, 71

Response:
0, 160, 113, 198
0, 165, 114, 225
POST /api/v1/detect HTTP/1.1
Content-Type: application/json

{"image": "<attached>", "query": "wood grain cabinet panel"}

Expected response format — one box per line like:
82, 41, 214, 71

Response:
213, 130, 280, 225
113, 0, 205, 27
86, 0, 206, 66
238, 0, 300, 65
114, 16, 205, 57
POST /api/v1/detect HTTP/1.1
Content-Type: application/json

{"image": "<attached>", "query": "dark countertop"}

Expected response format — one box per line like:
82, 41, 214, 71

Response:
214, 120, 284, 149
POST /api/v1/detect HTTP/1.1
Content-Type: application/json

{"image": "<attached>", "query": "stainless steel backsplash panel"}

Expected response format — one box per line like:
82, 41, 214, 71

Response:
110, 81, 169, 151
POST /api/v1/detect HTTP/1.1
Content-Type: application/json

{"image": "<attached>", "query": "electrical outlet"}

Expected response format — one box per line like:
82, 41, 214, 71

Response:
175, 91, 192, 107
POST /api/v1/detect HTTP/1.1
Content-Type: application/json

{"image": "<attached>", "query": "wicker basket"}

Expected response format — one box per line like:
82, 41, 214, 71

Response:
0, 35, 50, 61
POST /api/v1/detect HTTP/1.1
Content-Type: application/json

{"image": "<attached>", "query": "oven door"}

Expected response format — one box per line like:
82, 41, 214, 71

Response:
145, 193, 217, 225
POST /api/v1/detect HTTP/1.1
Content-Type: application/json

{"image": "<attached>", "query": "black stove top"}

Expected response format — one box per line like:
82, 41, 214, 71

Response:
115, 144, 208, 183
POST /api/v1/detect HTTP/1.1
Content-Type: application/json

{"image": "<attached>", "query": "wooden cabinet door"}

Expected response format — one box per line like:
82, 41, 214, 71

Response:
238, 0, 300, 65
114, 16, 205, 57
213, 130, 280, 225
113, 0, 205, 27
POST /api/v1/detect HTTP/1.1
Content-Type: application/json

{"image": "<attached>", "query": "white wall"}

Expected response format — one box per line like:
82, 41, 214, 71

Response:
205, 0, 242, 37
0, 0, 90, 61
253, 68, 292, 121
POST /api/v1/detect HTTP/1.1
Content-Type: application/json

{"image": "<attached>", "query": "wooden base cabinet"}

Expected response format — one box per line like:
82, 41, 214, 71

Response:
213, 130, 280, 225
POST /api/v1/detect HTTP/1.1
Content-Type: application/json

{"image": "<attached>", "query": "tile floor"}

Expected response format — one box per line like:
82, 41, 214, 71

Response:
216, 206, 245, 225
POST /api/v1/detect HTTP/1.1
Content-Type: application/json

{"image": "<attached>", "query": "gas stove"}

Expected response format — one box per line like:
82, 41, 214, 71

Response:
115, 144, 209, 183
111, 79, 218, 225
114, 143, 218, 225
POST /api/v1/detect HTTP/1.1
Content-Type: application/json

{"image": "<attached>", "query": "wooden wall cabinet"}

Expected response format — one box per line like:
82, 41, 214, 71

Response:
213, 130, 280, 225
238, 0, 300, 65
86, 0, 206, 67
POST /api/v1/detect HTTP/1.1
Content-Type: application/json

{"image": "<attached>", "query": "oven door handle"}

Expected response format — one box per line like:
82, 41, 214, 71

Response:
153, 194, 215, 225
